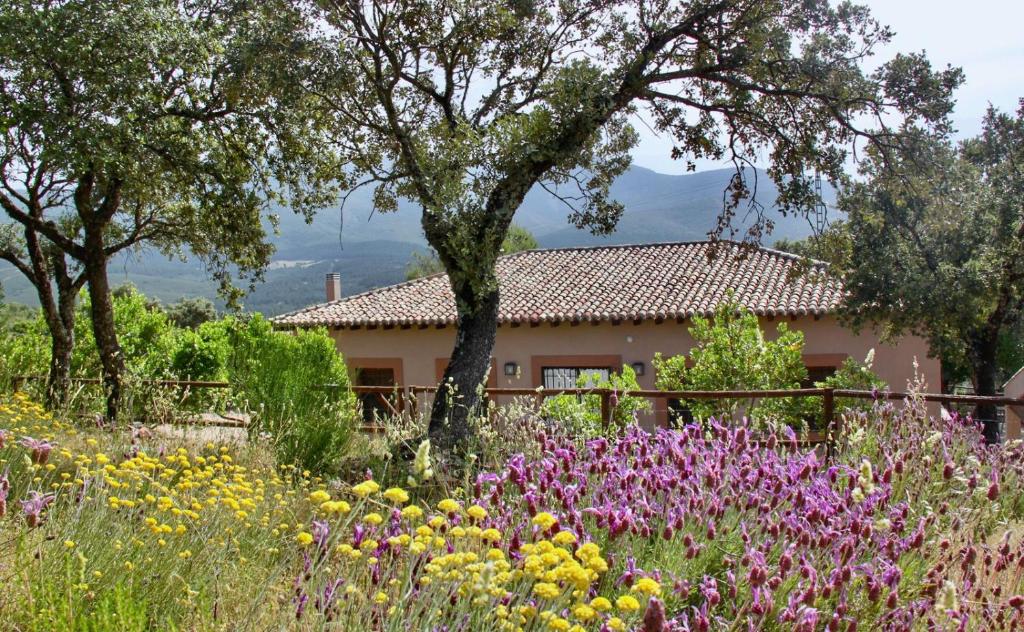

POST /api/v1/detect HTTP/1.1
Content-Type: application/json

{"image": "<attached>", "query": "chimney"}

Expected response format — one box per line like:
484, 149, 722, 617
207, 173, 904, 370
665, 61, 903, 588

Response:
325, 272, 342, 302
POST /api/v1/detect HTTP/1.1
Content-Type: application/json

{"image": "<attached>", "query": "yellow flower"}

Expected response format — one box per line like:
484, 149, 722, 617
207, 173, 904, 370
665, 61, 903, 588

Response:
632, 576, 662, 597
606, 617, 626, 631
575, 542, 601, 561
373, 591, 389, 604
572, 604, 596, 622
552, 531, 577, 546
363, 512, 384, 526
437, 498, 460, 513
382, 487, 409, 504
615, 595, 640, 612
486, 548, 505, 561
466, 504, 488, 520
296, 532, 314, 546
532, 512, 557, 531
546, 616, 570, 631
63, 540, 75, 549
533, 582, 561, 600
360, 539, 379, 552
352, 480, 380, 498
401, 505, 424, 520
481, 528, 501, 543
309, 490, 331, 504
320, 500, 351, 514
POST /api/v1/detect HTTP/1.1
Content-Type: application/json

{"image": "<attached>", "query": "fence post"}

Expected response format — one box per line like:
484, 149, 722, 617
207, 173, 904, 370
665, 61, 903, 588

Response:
823, 387, 836, 460
600, 390, 611, 430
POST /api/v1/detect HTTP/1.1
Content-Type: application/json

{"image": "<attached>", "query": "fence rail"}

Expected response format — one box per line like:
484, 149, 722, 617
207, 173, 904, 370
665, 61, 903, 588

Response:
12, 375, 1020, 451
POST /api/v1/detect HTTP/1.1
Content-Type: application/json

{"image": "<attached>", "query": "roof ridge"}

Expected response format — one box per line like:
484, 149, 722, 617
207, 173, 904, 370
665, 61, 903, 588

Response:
498, 239, 826, 266
271, 238, 839, 326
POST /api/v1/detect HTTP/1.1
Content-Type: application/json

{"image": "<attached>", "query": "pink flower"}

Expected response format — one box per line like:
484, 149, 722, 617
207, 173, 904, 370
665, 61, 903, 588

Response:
0, 467, 9, 517
20, 491, 55, 528
19, 436, 53, 465
641, 597, 667, 632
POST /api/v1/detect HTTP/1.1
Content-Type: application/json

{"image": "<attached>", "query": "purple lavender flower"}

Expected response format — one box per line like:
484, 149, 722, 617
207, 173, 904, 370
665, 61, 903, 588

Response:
19, 436, 52, 465
20, 491, 55, 527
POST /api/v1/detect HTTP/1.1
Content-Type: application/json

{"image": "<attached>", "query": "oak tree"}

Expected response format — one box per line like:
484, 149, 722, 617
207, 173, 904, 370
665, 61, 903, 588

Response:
0, 0, 339, 418
839, 104, 1024, 439
306, 0, 960, 451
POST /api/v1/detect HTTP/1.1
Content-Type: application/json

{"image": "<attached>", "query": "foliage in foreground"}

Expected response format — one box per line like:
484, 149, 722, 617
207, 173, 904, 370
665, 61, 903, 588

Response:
0, 289, 358, 475
540, 364, 651, 438
1, 390, 1023, 630
654, 299, 883, 430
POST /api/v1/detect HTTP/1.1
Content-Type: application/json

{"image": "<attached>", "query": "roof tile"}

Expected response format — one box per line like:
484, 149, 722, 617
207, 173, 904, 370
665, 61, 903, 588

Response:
271, 241, 842, 328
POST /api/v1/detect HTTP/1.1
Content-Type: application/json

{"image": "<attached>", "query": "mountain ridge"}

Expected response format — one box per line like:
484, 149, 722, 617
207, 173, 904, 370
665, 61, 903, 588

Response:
0, 166, 833, 315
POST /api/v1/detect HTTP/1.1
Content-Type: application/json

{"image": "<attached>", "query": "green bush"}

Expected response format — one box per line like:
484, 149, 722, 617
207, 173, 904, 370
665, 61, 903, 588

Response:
540, 364, 651, 437
227, 315, 356, 475
819, 351, 888, 413
73, 287, 177, 380
654, 297, 815, 428
0, 313, 50, 391
169, 319, 232, 382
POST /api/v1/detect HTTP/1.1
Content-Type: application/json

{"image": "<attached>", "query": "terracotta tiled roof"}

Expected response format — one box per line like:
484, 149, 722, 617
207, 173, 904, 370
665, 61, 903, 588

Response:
271, 241, 843, 329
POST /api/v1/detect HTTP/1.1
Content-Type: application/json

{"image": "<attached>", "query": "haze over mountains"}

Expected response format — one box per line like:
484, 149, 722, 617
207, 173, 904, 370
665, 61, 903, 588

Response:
0, 166, 832, 316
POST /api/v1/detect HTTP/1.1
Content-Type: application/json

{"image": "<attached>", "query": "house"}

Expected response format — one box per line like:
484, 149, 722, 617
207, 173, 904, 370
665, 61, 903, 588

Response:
272, 240, 940, 426
1001, 368, 1024, 441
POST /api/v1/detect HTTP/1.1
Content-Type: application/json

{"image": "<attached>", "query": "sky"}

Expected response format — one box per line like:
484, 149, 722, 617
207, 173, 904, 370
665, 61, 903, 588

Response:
629, 0, 1024, 174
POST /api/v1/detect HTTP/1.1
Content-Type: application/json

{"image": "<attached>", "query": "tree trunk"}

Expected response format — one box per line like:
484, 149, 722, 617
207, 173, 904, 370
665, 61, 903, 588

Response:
46, 273, 79, 409
46, 328, 73, 409
428, 286, 499, 453
83, 247, 124, 423
970, 332, 1001, 443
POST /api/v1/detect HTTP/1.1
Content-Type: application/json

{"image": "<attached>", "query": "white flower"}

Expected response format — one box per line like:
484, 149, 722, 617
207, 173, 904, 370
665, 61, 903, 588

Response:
413, 439, 432, 476
863, 348, 875, 369
935, 581, 959, 613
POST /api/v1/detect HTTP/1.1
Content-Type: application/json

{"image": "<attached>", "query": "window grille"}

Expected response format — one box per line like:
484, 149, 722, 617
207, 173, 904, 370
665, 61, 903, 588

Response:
542, 367, 611, 390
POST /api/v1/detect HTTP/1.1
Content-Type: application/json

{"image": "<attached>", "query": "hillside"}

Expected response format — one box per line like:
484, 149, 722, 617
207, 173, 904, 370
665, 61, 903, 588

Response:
1, 166, 832, 315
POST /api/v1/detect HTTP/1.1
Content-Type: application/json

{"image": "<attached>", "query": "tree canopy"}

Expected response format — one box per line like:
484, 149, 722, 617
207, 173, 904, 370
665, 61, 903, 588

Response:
838, 102, 1024, 434
0, 0, 340, 417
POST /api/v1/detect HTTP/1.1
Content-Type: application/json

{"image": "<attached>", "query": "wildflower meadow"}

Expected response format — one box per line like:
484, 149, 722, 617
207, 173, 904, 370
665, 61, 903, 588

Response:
1, 389, 1023, 631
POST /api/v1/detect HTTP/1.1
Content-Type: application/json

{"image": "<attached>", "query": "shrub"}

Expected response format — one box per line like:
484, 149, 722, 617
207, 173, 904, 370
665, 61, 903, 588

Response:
3, 387, 1024, 631
168, 319, 232, 382
654, 297, 815, 428
227, 315, 356, 474
540, 364, 651, 437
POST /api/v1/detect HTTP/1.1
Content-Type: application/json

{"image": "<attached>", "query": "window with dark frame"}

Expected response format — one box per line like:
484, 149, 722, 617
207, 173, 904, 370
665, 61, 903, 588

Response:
541, 367, 612, 390
802, 365, 838, 388
354, 367, 396, 424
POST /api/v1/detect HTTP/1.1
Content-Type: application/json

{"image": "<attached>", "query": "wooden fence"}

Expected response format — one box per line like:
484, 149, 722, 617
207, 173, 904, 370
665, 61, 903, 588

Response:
12, 375, 1021, 456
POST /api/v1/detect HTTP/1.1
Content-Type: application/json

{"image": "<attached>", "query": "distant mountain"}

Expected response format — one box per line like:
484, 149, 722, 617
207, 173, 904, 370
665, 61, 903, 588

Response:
1, 166, 833, 315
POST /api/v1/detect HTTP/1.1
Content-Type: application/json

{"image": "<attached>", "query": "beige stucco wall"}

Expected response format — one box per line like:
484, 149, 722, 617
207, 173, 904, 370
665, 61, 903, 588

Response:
331, 315, 941, 427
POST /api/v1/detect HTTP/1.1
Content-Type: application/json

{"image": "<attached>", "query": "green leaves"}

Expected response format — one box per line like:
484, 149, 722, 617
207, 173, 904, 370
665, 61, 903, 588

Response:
838, 103, 1024, 388
654, 297, 813, 428
0, 0, 341, 299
